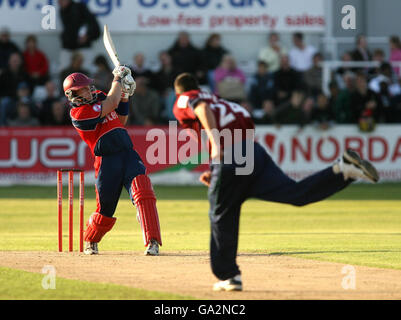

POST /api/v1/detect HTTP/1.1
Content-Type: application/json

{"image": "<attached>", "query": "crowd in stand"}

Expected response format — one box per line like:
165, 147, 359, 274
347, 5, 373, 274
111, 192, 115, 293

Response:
1, 3, 401, 131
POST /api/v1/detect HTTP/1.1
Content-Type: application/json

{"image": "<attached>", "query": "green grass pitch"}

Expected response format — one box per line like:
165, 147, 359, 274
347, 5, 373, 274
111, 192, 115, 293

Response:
0, 183, 400, 299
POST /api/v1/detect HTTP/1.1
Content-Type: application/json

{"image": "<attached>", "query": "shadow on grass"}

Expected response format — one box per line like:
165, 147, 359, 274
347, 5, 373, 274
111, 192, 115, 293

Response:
268, 250, 401, 256
0, 183, 400, 200
0, 185, 208, 200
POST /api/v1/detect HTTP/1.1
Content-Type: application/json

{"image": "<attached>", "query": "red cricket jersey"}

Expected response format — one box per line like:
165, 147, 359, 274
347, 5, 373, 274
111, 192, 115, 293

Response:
173, 90, 255, 150
69, 91, 132, 156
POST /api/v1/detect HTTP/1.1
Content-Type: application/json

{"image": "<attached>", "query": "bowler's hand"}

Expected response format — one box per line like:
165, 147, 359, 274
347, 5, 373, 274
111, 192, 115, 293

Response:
199, 171, 212, 188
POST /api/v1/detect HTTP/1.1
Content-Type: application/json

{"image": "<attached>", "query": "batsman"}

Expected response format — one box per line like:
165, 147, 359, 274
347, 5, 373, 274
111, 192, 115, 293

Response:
63, 66, 162, 255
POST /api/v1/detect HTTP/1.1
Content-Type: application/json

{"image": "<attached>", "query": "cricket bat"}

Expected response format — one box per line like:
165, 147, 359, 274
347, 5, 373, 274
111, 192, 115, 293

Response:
103, 24, 121, 67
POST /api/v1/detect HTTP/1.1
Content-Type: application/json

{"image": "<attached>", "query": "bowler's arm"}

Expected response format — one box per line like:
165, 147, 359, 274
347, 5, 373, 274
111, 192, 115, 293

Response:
193, 102, 220, 161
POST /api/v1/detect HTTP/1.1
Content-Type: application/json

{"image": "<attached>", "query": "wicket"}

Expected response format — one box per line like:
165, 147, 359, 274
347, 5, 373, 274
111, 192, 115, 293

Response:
57, 169, 85, 252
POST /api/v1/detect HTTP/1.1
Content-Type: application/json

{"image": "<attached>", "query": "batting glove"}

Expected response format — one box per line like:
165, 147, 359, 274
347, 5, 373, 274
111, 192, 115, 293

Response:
112, 65, 131, 79
122, 75, 136, 96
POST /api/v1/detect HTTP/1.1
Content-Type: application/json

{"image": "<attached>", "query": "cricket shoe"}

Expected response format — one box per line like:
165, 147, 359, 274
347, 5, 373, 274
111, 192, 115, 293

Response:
337, 149, 379, 183
213, 275, 243, 292
84, 242, 99, 255
144, 239, 159, 256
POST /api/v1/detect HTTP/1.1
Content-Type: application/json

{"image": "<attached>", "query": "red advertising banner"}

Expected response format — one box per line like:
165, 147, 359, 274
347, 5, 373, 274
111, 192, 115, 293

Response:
1, 125, 401, 185
0, 126, 207, 185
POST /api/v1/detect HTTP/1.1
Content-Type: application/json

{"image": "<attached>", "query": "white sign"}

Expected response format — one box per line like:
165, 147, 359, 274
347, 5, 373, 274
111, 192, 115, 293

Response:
0, 0, 325, 33
255, 125, 401, 182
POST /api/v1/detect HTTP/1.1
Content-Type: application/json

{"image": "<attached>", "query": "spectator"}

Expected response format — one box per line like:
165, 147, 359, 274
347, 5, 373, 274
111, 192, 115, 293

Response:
389, 36, 401, 78
201, 33, 228, 72
167, 32, 202, 81
1, 81, 33, 125
41, 99, 70, 126
368, 63, 401, 123
369, 49, 386, 79
6, 100, 39, 127
273, 54, 302, 104
334, 72, 358, 124
131, 52, 155, 87
154, 51, 178, 95
369, 62, 401, 96
38, 81, 62, 124
274, 90, 308, 126
304, 52, 323, 97
201, 33, 228, 88
310, 93, 335, 130
303, 96, 315, 121
23, 35, 49, 87
154, 51, 179, 121
351, 34, 372, 76
334, 52, 355, 89
18, 81, 39, 118
60, 52, 90, 87
0, 53, 30, 98
351, 34, 372, 62
248, 61, 274, 110
328, 81, 340, 112
378, 81, 399, 123
58, 0, 100, 71
0, 53, 30, 125
0, 27, 20, 72
258, 32, 287, 73
214, 54, 247, 103
351, 73, 381, 123
391, 94, 401, 123
289, 32, 317, 72
254, 100, 275, 125
42, 80, 59, 104
93, 55, 113, 93
16, 82, 32, 103
129, 77, 161, 126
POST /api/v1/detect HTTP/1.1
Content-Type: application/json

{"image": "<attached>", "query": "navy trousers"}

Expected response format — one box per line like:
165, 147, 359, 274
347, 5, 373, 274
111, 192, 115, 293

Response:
208, 142, 352, 280
95, 148, 146, 217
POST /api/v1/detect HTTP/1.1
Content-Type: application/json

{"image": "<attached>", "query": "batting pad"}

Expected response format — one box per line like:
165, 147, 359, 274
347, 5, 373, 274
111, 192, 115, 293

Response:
84, 213, 116, 243
131, 175, 162, 246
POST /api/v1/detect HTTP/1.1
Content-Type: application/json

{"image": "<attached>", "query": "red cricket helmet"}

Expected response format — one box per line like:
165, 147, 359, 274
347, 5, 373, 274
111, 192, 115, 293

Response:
63, 73, 96, 105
